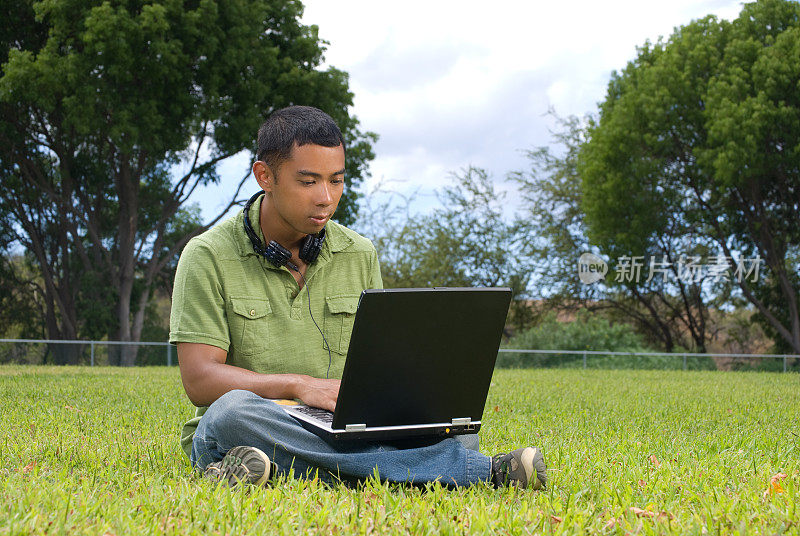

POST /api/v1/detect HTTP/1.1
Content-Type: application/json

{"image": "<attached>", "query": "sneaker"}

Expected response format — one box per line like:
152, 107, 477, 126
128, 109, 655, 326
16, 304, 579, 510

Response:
204, 446, 273, 488
491, 447, 547, 490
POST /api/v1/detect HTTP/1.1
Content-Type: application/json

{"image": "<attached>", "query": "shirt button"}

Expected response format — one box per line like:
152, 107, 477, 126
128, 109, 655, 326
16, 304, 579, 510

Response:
249, 309, 256, 316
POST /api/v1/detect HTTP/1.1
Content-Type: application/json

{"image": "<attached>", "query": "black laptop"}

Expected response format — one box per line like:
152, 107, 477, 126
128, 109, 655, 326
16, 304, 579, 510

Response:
283, 287, 512, 440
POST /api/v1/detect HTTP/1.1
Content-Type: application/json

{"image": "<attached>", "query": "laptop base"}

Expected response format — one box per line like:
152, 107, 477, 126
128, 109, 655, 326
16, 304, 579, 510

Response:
286, 405, 481, 441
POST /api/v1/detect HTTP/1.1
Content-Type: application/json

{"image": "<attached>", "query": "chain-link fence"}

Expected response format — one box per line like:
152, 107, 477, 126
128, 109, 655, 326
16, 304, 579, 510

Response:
1, 339, 798, 371
496, 348, 800, 372
0, 339, 174, 366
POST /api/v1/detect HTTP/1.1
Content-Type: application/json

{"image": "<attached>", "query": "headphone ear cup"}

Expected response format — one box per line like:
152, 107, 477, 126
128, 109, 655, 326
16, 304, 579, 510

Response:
265, 240, 292, 268
299, 227, 325, 264
244, 193, 324, 267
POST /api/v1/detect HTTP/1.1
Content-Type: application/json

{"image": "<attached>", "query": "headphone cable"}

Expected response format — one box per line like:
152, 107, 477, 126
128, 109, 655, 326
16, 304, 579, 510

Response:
288, 264, 334, 380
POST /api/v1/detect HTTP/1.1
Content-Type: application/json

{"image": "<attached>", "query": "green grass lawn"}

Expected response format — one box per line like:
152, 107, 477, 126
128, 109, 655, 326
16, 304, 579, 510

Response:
1, 366, 798, 535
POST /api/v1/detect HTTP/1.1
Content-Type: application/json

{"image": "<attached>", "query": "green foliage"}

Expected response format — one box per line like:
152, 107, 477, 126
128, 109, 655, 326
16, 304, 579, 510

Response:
511, 115, 602, 326
499, 310, 668, 368
0, 0, 374, 358
359, 167, 534, 331
1, 367, 798, 534
508, 310, 652, 353
577, 0, 800, 354
0, 254, 45, 339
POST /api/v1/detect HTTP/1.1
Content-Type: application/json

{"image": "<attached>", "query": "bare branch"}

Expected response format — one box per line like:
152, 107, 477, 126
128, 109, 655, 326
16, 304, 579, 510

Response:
175, 152, 237, 204
150, 167, 252, 280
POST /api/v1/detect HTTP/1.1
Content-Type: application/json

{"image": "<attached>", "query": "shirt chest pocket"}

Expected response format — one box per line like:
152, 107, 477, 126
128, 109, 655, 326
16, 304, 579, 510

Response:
322, 294, 360, 355
229, 296, 272, 356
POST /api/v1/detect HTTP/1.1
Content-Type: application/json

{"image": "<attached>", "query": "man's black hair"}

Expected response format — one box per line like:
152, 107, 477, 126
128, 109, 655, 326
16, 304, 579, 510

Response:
256, 105, 345, 172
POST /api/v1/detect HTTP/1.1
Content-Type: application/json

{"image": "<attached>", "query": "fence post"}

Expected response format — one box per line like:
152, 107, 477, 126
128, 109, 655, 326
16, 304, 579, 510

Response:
683, 353, 687, 371
167, 344, 172, 367
784, 355, 787, 373
90, 341, 95, 367
583, 352, 587, 369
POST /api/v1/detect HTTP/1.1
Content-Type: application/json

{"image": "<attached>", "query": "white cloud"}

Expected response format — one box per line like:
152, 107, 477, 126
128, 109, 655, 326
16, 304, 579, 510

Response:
189, 0, 745, 222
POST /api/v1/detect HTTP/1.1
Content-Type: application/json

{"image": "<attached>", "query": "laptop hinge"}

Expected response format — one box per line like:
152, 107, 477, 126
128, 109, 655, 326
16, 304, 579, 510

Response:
451, 417, 471, 426
345, 423, 367, 432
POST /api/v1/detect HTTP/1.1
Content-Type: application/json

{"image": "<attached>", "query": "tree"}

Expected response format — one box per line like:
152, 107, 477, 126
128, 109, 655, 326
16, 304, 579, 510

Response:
359, 167, 534, 334
0, 0, 375, 364
578, 0, 800, 354
514, 114, 726, 353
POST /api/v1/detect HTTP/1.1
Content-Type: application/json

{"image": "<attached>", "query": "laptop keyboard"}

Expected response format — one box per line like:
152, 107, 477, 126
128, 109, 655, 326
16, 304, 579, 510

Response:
294, 405, 334, 423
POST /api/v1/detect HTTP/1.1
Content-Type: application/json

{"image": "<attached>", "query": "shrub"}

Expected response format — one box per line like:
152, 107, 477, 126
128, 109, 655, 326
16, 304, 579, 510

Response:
497, 310, 713, 369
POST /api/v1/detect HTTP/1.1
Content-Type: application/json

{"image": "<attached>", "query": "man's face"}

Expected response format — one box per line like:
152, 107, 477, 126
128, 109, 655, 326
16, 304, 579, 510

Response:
262, 143, 346, 237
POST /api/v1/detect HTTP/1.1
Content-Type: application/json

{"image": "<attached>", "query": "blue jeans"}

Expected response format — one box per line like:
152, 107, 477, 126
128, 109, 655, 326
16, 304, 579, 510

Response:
191, 389, 491, 487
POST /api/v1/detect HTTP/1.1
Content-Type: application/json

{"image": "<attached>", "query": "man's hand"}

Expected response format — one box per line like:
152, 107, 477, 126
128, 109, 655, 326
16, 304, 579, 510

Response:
295, 376, 341, 412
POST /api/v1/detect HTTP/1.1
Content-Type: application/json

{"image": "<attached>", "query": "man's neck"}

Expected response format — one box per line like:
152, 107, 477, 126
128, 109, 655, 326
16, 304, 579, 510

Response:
258, 195, 305, 249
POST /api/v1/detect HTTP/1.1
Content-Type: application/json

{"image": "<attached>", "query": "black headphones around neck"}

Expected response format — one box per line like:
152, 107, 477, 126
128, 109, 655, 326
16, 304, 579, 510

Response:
243, 191, 326, 271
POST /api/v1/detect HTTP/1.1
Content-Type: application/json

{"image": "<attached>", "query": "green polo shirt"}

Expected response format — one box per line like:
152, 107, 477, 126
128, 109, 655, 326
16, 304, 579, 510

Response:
170, 194, 382, 459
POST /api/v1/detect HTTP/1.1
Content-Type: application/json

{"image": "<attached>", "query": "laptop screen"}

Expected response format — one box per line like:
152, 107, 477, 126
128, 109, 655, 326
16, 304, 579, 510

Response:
332, 287, 512, 428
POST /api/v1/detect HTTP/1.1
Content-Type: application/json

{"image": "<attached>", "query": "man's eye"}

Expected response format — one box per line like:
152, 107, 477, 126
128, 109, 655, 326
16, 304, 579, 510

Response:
302, 181, 315, 186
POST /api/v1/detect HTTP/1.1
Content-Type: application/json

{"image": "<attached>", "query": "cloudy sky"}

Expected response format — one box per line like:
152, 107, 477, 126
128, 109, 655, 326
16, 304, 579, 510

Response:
197, 0, 745, 223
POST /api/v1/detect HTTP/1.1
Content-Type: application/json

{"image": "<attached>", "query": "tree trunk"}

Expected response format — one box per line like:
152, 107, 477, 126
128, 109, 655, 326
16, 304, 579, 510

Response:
114, 158, 139, 367
120, 344, 139, 367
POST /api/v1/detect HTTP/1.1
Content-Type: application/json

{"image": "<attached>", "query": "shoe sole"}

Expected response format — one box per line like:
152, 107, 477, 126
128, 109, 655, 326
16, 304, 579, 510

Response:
521, 447, 547, 490
209, 446, 272, 487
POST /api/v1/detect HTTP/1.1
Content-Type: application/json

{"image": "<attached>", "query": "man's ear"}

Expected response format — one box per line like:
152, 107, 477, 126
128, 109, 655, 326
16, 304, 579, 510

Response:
252, 161, 275, 192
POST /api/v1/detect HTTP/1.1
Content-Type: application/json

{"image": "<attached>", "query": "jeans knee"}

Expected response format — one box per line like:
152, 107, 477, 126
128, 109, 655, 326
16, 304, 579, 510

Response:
218, 388, 258, 408
201, 389, 258, 436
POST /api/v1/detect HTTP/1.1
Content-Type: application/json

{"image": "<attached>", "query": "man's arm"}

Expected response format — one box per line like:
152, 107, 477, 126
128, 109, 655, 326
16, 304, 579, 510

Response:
177, 342, 340, 411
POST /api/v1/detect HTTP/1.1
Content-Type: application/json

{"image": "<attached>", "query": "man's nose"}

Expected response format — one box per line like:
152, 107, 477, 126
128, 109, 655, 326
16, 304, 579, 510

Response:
317, 182, 333, 205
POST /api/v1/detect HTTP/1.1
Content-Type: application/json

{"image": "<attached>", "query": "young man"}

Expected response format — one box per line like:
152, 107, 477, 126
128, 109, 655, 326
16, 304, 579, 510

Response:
169, 105, 547, 489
